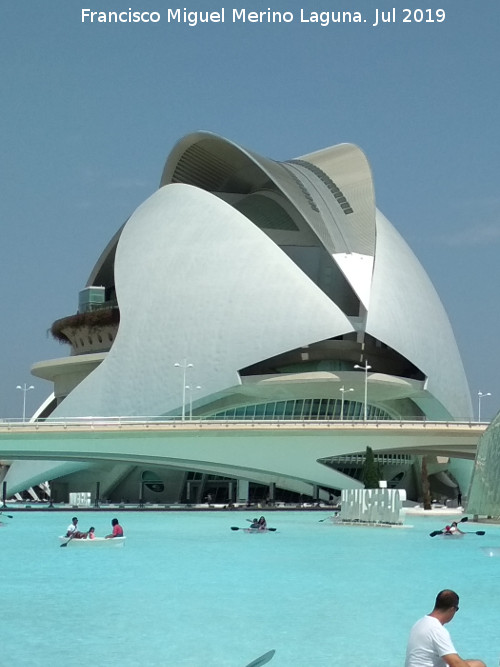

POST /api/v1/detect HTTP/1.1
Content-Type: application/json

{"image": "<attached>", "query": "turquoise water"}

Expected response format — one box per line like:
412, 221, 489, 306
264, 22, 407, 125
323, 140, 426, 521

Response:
0, 510, 498, 666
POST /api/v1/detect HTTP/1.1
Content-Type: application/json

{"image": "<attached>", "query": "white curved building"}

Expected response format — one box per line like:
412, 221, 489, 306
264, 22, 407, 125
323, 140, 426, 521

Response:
6, 133, 473, 503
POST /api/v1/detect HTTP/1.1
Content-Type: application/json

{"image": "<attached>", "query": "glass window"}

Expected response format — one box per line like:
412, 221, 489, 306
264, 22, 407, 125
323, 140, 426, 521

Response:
265, 403, 276, 419
254, 404, 265, 418
274, 401, 285, 418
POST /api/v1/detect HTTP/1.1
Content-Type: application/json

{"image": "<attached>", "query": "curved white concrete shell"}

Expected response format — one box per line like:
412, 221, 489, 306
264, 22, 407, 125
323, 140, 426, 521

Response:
6, 132, 472, 500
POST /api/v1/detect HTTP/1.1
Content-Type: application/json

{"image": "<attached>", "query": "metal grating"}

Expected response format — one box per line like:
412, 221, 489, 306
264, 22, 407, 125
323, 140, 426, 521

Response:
287, 159, 354, 215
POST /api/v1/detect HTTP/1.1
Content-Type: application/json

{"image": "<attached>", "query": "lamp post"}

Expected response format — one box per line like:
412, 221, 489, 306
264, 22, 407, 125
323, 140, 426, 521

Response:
354, 361, 371, 421
477, 391, 491, 422
16, 383, 34, 422
339, 386, 354, 420
174, 359, 193, 421
186, 384, 201, 420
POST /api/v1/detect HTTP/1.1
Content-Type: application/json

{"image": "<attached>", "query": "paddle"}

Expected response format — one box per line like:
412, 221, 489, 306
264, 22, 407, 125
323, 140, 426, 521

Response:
0, 512, 13, 519
60, 533, 76, 547
429, 529, 486, 538
429, 517, 470, 537
245, 649, 275, 667
231, 526, 277, 532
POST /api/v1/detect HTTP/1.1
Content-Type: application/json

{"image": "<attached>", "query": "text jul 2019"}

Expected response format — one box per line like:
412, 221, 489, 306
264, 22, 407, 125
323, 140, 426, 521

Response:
80, 8, 447, 27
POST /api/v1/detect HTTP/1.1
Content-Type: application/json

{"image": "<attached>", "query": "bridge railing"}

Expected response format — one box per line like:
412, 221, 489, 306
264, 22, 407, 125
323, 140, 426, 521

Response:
0, 416, 489, 430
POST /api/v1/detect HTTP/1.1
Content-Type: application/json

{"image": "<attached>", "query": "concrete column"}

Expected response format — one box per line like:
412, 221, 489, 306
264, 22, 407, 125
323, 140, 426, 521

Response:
312, 484, 319, 501
237, 479, 249, 504
268, 482, 276, 502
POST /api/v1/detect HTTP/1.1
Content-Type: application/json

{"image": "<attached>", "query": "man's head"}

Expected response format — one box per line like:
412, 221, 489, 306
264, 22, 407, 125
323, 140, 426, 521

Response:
432, 589, 460, 623
72, 517, 78, 525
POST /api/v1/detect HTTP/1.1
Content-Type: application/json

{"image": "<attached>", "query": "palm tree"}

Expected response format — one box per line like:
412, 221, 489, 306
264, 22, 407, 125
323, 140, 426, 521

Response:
421, 456, 432, 510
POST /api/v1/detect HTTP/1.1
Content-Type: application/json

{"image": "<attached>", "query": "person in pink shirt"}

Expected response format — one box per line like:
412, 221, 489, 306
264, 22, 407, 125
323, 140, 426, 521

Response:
105, 518, 123, 538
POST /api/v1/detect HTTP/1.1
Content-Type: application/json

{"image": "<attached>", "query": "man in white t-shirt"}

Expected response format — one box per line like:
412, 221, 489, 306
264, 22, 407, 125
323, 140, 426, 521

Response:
405, 590, 485, 667
65, 516, 84, 539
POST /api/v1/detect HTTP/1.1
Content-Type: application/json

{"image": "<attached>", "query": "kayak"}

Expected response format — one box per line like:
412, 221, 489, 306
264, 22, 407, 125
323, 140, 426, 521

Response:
243, 528, 274, 534
231, 526, 277, 533
59, 536, 126, 547
430, 527, 485, 538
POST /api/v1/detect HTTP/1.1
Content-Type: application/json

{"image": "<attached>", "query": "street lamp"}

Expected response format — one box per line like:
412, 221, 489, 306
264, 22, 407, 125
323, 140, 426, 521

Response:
174, 359, 193, 421
186, 384, 201, 420
354, 361, 372, 421
16, 383, 34, 422
339, 386, 354, 420
477, 391, 492, 422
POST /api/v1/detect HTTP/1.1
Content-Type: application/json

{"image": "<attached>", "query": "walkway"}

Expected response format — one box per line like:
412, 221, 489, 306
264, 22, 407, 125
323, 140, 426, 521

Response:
0, 419, 486, 491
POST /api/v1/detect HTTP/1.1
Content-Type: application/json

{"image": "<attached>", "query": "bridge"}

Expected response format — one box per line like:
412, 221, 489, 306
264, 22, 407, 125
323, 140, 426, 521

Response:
0, 419, 486, 493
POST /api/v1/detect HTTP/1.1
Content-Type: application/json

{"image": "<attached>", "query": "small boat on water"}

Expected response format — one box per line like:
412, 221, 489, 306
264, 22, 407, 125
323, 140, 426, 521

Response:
243, 527, 275, 534
59, 536, 126, 548
230, 526, 277, 533
429, 528, 485, 538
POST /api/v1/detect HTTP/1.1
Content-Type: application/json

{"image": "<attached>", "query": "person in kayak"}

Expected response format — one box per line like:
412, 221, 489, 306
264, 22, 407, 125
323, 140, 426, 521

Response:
448, 521, 465, 535
65, 516, 85, 539
258, 516, 267, 530
442, 521, 464, 536
105, 518, 124, 538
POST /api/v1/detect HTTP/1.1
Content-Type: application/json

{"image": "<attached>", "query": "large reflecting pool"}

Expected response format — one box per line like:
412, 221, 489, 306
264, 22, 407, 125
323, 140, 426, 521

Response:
0, 510, 498, 666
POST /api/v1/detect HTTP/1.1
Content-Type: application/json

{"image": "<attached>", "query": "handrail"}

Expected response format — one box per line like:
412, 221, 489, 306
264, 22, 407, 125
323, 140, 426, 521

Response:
0, 417, 489, 431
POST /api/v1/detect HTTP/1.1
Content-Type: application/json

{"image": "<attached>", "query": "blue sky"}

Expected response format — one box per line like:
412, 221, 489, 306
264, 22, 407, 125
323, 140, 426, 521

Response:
1, 0, 499, 420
